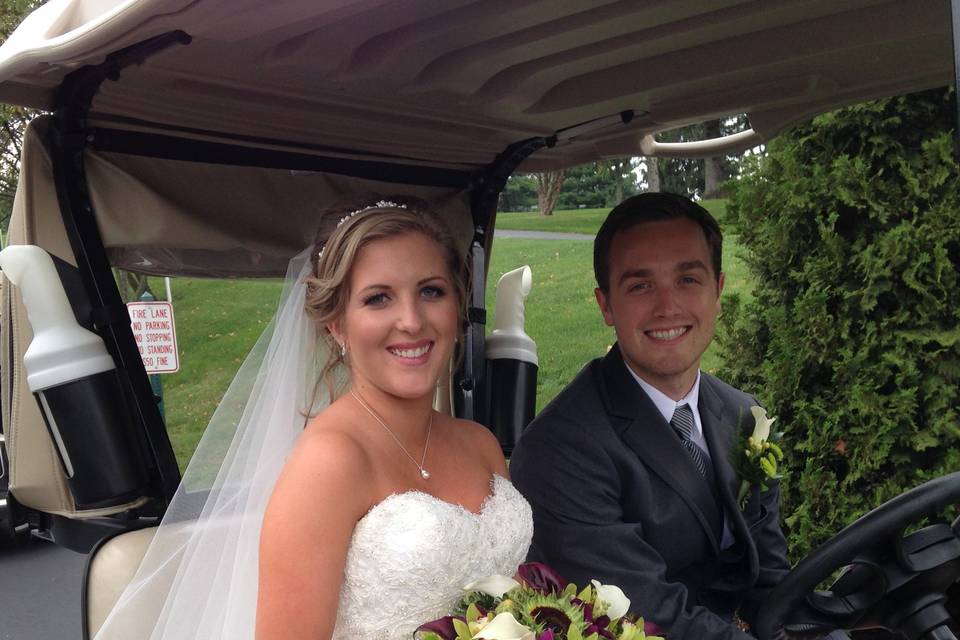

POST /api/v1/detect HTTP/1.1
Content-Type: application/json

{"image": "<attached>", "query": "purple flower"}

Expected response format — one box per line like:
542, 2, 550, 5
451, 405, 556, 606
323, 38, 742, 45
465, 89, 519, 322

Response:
585, 623, 615, 640
572, 600, 592, 620
517, 562, 568, 595
416, 615, 465, 640
537, 630, 555, 640
530, 606, 571, 634
644, 619, 664, 636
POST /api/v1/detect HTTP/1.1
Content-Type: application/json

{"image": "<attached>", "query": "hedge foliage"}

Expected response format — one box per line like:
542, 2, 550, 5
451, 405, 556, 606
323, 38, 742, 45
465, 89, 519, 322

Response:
720, 88, 960, 559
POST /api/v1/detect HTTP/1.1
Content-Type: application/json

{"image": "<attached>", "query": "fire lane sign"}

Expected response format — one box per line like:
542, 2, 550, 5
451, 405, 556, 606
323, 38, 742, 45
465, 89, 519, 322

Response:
127, 301, 180, 374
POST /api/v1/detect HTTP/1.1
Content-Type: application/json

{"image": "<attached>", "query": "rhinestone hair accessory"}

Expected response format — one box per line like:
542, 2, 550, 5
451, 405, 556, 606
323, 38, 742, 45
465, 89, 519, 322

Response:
318, 200, 409, 260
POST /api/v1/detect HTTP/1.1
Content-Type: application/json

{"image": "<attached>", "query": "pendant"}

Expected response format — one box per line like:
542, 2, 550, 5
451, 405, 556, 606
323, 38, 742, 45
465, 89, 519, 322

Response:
420, 468, 431, 480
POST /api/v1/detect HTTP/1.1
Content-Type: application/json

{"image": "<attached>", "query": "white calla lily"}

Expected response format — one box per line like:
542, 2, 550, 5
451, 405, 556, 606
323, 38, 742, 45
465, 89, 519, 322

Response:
591, 579, 631, 620
749, 405, 775, 443
464, 574, 520, 598
473, 612, 534, 640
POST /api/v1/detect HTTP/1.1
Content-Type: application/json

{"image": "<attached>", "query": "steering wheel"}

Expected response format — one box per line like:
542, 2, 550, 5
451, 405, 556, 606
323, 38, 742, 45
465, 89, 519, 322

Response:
756, 472, 960, 640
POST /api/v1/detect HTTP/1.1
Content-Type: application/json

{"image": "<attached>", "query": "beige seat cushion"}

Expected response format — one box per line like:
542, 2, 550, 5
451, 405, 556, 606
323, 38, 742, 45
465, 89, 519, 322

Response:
85, 526, 158, 639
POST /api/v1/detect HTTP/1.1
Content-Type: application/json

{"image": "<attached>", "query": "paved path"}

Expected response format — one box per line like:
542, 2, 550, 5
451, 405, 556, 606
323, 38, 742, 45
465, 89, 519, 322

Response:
0, 538, 85, 640
494, 229, 594, 241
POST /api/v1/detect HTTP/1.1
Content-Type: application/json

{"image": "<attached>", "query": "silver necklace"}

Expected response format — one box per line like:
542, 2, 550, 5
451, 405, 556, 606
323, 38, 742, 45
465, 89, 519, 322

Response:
350, 389, 432, 480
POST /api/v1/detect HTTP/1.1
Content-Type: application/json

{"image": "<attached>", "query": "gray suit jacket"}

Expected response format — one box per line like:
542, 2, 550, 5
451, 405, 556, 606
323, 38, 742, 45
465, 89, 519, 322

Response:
511, 345, 790, 640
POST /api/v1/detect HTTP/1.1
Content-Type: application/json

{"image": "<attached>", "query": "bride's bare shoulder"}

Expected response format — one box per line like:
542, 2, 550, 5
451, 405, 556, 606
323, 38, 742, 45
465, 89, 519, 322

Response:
445, 416, 509, 475
272, 400, 375, 507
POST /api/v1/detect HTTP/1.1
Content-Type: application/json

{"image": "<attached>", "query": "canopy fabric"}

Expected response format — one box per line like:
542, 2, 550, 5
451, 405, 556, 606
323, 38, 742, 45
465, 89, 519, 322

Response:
0, 0, 951, 172
18, 116, 476, 278
0, 115, 473, 516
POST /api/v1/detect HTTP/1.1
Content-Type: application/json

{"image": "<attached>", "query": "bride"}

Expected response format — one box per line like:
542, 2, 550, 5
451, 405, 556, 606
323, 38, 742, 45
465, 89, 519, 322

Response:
257, 200, 533, 638
93, 198, 532, 640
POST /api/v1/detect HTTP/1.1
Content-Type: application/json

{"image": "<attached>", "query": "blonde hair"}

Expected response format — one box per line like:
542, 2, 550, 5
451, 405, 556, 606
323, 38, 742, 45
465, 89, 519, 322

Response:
304, 196, 467, 399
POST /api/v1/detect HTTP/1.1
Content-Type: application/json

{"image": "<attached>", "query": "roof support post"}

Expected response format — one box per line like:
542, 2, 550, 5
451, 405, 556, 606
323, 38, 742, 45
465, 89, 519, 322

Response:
459, 136, 554, 432
47, 31, 191, 510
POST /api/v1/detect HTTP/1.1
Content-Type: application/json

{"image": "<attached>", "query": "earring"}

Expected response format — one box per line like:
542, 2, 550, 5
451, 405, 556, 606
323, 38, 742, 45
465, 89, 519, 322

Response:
339, 342, 347, 358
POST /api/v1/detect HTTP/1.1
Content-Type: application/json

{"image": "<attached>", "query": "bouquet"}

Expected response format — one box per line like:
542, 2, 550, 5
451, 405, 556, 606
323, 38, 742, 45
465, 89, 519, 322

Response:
416, 563, 664, 640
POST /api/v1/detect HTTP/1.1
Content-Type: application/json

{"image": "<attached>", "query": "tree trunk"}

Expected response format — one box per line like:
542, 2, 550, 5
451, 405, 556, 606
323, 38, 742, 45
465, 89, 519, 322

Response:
644, 157, 660, 192
115, 269, 155, 302
702, 119, 725, 198
535, 170, 567, 216
612, 159, 626, 203
703, 158, 724, 199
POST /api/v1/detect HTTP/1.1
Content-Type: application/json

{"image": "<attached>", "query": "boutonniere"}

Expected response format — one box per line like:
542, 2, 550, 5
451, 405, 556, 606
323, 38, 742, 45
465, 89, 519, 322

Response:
730, 406, 784, 508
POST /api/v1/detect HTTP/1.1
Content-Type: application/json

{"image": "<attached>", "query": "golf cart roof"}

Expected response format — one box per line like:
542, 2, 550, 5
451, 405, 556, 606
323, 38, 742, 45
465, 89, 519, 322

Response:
0, 0, 952, 172
0, 0, 956, 566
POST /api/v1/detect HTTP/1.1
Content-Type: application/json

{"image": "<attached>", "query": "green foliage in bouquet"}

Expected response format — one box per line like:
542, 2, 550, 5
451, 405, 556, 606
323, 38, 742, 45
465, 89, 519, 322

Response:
720, 87, 960, 559
417, 563, 663, 640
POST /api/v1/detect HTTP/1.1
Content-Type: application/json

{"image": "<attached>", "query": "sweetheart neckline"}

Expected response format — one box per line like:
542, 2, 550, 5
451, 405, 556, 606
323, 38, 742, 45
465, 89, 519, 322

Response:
358, 473, 508, 524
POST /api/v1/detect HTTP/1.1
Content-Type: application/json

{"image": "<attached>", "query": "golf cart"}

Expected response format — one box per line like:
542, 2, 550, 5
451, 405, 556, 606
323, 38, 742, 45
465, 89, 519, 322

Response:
0, 1, 956, 638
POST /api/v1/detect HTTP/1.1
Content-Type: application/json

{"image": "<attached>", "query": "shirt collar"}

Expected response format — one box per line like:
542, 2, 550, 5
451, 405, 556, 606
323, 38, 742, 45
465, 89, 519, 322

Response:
627, 367, 703, 436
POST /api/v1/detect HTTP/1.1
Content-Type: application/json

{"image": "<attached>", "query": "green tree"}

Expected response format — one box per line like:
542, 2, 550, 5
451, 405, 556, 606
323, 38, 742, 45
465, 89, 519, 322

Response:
0, 0, 42, 230
657, 123, 705, 197
595, 157, 639, 204
549, 160, 640, 210
0, 0, 38, 36
655, 116, 750, 198
720, 88, 960, 559
499, 174, 537, 212
556, 163, 609, 209
641, 156, 660, 192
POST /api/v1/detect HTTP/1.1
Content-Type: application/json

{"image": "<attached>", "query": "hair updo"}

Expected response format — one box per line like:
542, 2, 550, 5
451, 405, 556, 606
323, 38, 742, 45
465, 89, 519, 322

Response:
304, 196, 467, 398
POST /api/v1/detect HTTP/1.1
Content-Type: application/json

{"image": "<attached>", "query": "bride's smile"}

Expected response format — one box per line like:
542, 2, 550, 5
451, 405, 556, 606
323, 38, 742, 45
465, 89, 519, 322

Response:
386, 339, 434, 362
334, 231, 459, 401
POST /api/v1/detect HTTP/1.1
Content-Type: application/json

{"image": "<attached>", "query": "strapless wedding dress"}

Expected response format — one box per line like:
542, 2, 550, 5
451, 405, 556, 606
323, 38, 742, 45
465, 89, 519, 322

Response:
332, 474, 533, 640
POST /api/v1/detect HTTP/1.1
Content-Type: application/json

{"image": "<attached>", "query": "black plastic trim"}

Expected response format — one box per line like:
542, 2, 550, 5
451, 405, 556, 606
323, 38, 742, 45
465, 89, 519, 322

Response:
90, 128, 479, 187
456, 136, 552, 425
48, 32, 190, 513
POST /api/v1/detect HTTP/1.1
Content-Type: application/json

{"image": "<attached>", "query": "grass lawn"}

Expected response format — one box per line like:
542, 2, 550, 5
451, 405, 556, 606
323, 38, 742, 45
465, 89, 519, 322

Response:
150, 277, 282, 468
156, 199, 752, 467
496, 199, 728, 235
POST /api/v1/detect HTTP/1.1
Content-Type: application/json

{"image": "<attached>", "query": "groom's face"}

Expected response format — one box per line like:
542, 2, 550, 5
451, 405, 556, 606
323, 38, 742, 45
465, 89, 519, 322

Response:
594, 217, 724, 400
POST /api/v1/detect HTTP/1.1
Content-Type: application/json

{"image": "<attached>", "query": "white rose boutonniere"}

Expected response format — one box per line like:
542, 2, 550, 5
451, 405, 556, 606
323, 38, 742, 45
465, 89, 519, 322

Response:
730, 406, 785, 508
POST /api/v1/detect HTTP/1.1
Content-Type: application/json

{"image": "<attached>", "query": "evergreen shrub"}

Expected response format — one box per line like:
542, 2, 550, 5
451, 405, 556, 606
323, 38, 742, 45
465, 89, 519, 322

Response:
720, 88, 960, 559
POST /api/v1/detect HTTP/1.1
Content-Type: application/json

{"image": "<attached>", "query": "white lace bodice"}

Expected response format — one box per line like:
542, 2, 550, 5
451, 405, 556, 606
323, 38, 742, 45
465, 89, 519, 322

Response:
332, 474, 533, 640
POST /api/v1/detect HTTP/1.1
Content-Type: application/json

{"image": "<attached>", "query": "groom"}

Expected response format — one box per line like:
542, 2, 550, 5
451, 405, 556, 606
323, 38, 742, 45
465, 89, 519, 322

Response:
511, 193, 790, 640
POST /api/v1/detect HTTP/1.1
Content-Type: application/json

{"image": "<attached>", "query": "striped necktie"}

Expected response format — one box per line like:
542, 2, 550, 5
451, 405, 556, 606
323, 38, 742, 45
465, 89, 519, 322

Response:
670, 404, 709, 477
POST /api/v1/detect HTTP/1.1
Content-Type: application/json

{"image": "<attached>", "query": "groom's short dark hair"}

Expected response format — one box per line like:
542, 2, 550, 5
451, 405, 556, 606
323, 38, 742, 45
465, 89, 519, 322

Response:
593, 192, 723, 292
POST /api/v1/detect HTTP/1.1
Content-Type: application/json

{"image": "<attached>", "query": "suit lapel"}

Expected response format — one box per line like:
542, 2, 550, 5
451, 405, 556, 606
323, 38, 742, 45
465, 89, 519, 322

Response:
699, 376, 760, 588
698, 379, 741, 508
600, 346, 722, 555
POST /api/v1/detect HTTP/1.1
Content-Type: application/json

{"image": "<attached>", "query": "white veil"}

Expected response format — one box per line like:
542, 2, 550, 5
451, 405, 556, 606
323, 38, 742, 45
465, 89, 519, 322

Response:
94, 247, 329, 640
